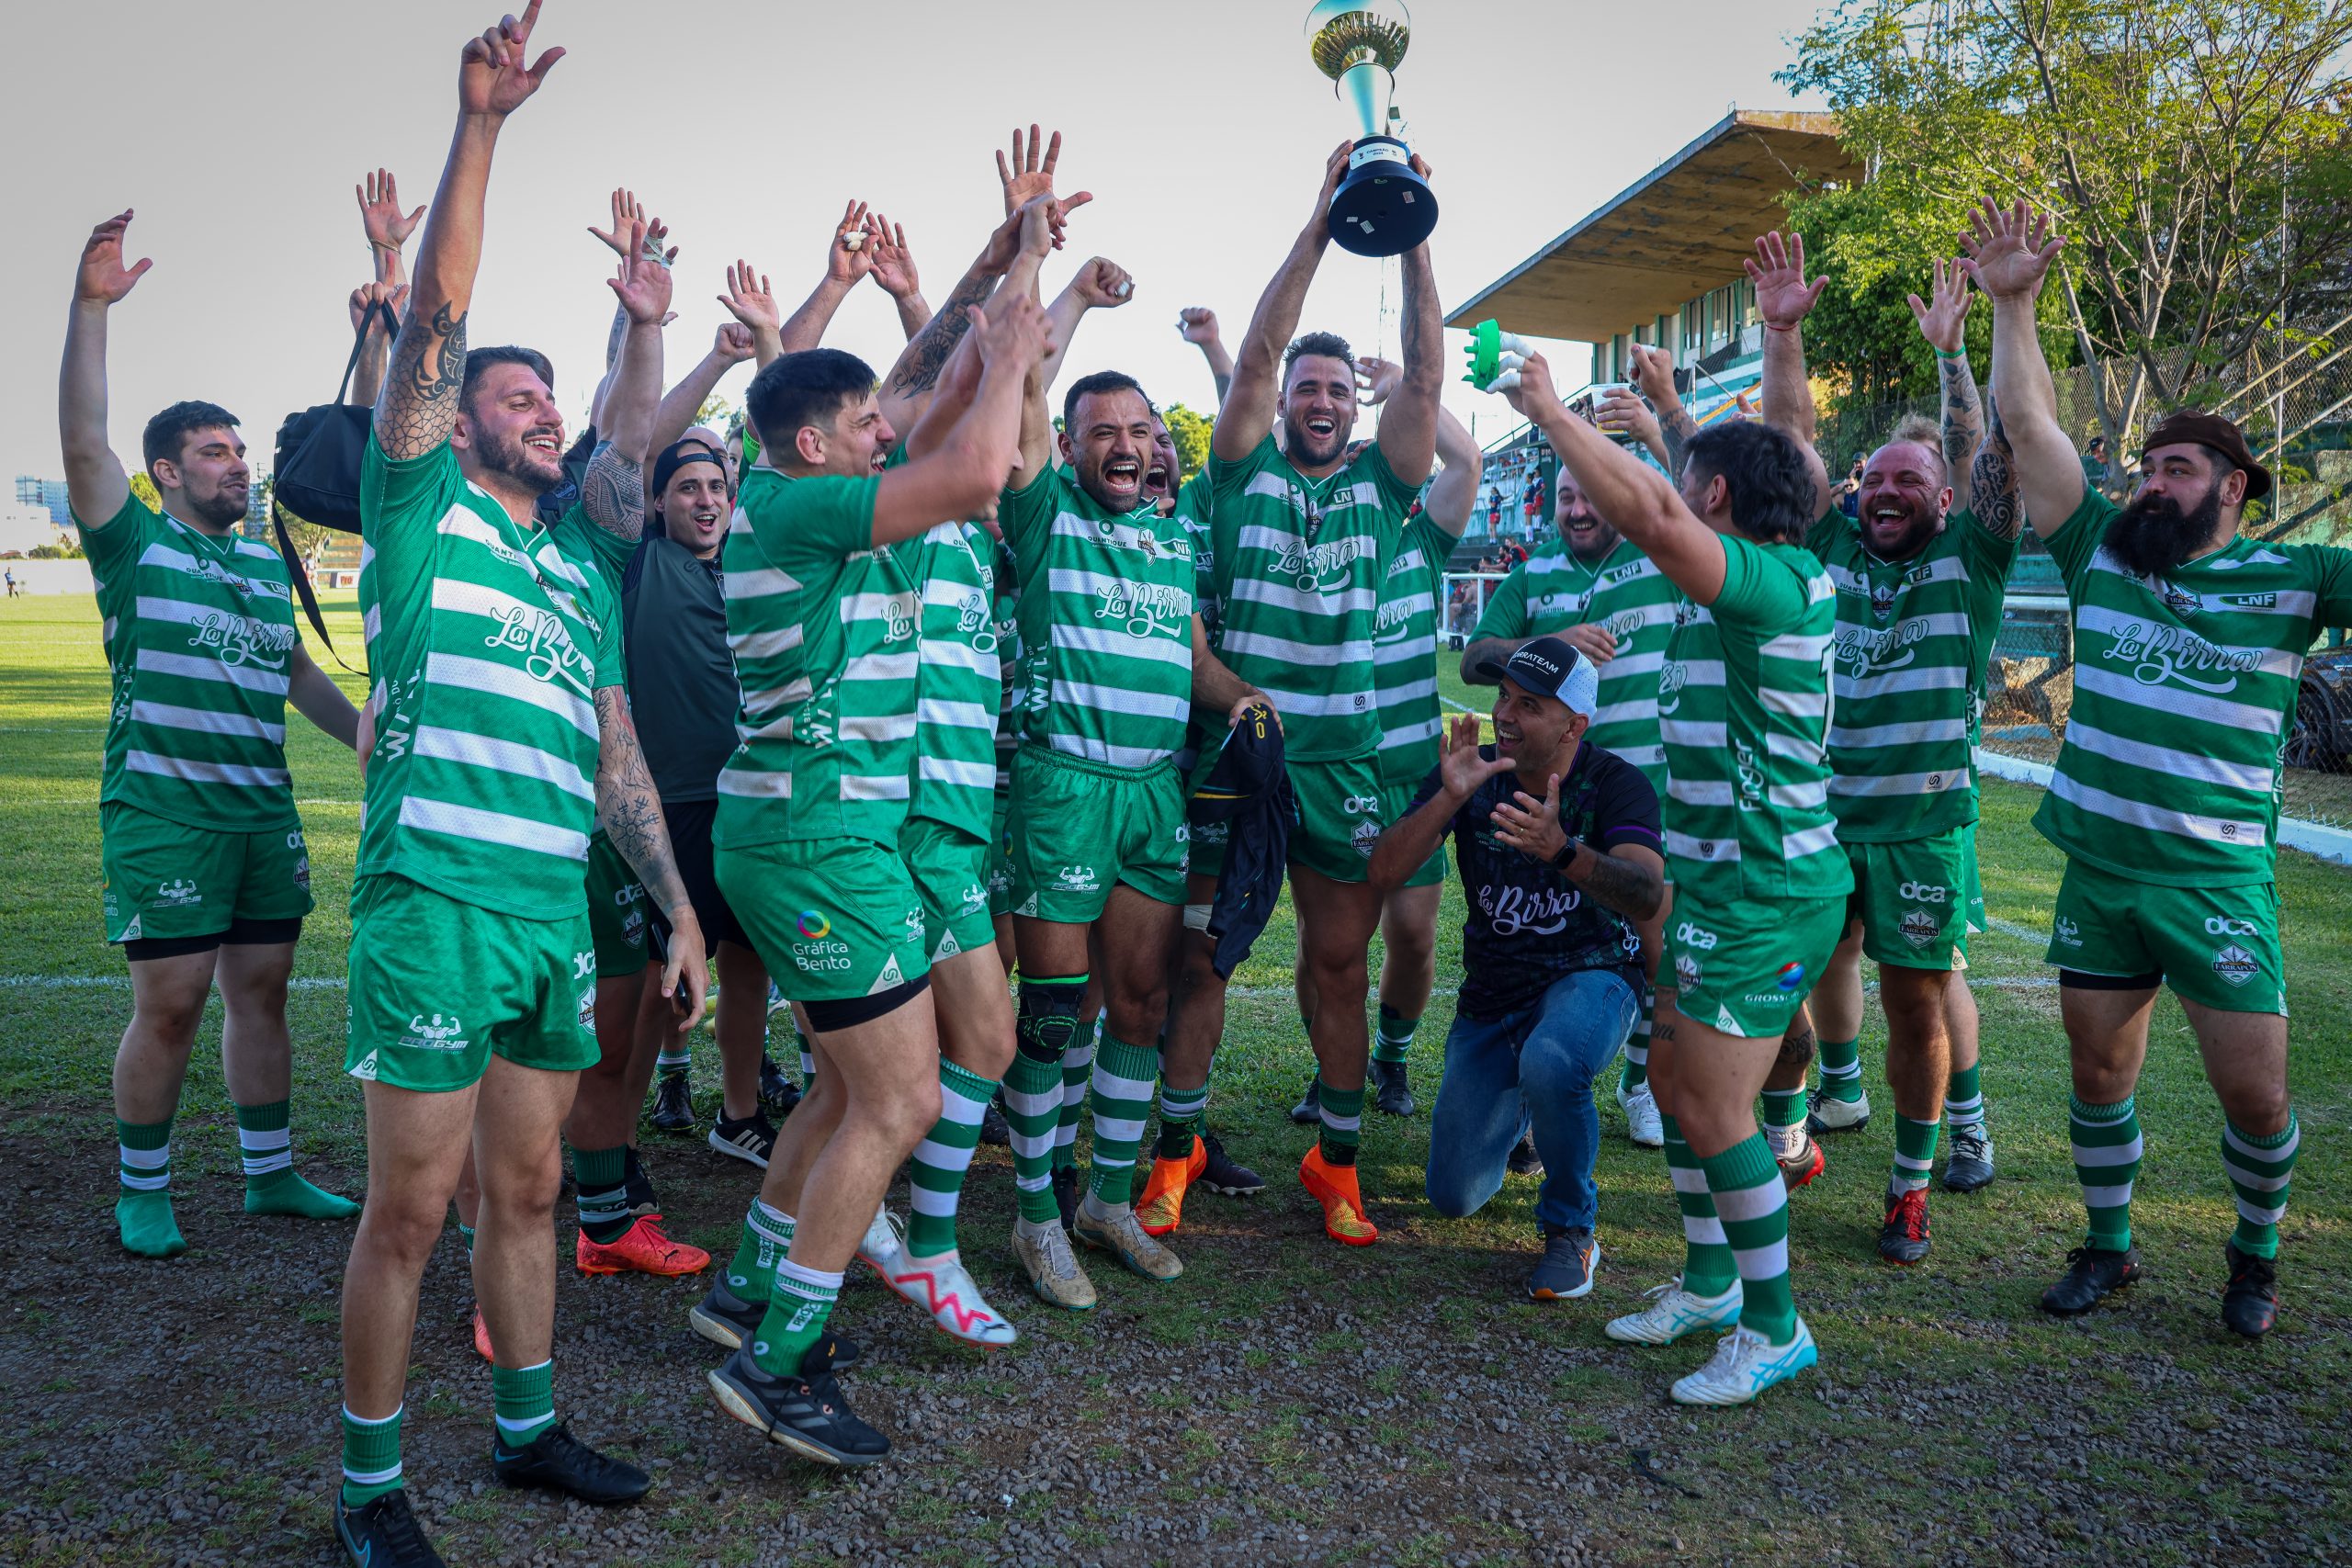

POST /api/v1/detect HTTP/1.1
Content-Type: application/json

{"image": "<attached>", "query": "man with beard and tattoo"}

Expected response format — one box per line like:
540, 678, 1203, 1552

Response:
1966, 197, 2350, 1337
60, 213, 364, 1262
1765, 252, 2019, 1266
1159, 143, 1444, 1249
333, 10, 711, 1562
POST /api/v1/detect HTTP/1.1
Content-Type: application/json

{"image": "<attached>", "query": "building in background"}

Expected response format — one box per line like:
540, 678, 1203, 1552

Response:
15, 475, 73, 527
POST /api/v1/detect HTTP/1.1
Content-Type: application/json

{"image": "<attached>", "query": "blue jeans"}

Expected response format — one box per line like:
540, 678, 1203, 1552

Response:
1425, 968, 1638, 1234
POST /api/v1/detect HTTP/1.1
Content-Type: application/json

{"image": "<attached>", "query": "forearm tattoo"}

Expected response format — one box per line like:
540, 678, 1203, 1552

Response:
888, 271, 993, 397
594, 692, 691, 918
1660, 408, 1699, 477
1939, 351, 1983, 481
581, 440, 646, 541
605, 299, 628, 372
1972, 389, 2024, 541
376, 300, 468, 459
1577, 848, 1664, 920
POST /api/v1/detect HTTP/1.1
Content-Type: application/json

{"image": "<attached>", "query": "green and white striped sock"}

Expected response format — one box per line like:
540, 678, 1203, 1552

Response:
116, 1116, 182, 1258
1053, 1018, 1099, 1174
2223, 1113, 2299, 1259
723, 1199, 794, 1303
1891, 1115, 1940, 1194
1317, 1081, 1365, 1167
1003, 1046, 1064, 1225
2070, 1095, 2142, 1251
655, 1037, 691, 1075
1816, 1037, 1863, 1104
339, 1404, 402, 1508
1702, 1134, 1798, 1346
1619, 988, 1652, 1093
751, 1258, 841, 1377
1661, 1113, 1736, 1296
1157, 1080, 1208, 1160
1084, 1034, 1159, 1207
1759, 1081, 1808, 1159
491, 1359, 555, 1450
907, 1060, 998, 1258
237, 1099, 356, 1219
1372, 1004, 1417, 1066
1943, 1061, 1984, 1129
571, 1144, 632, 1245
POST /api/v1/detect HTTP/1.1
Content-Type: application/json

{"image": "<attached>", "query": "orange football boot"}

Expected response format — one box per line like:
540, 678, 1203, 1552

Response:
576, 1215, 711, 1277
1136, 1135, 1208, 1236
1299, 1146, 1379, 1246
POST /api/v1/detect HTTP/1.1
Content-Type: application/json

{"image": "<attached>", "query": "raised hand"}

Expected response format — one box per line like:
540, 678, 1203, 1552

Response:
1958, 197, 2064, 302
1625, 343, 1678, 408
1439, 711, 1511, 799
348, 279, 411, 334
75, 211, 152, 306
998, 124, 1063, 217
356, 169, 425, 254
1307, 141, 1352, 239
588, 188, 647, 256
865, 213, 921, 299
1491, 772, 1569, 863
719, 259, 780, 333
827, 199, 875, 286
1596, 386, 1661, 450
1745, 230, 1827, 329
458, 0, 563, 118
608, 220, 673, 324
971, 292, 1055, 372
1492, 347, 1559, 417
1906, 254, 1973, 354
1178, 307, 1221, 345
1071, 257, 1134, 310
1355, 355, 1404, 407
713, 322, 757, 364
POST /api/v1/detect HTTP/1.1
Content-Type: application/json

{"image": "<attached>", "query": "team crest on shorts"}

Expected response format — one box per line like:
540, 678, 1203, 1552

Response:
2211, 944, 2257, 987
1674, 952, 1702, 989
1351, 818, 1382, 858
1899, 908, 1939, 950
577, 987, 597, 1031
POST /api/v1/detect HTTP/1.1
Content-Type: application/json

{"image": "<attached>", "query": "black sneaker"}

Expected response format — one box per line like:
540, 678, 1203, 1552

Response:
1288, 1073, 1321, 1125
2222, 1241, 2278, 1338
759, 1055, 801, 1117
979, 1093, 1012, 1147
334, 1488, 445, 1568
709, 1112, 777, 1169
1507, 1134, 1544, 1177
1878, 1186, 1930, 1266
650, 1070, 695, 1133
623, 1146, 660, 1218
1371, 1058, 1415, 1118
2040, 1245, 2141, 1315
1200, 1131, 1265, 1196
707, 1341, 889, 1466
1526, 1226, 1598, 1300
1942, 1122, 1995, 1193
1051, 1166, 1080, 1232
492, 1420, 652, 1504
689, 1279, 863, 1366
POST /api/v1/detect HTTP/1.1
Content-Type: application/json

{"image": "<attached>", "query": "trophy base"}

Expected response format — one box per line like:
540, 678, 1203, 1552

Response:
1329, 135, 1437, 257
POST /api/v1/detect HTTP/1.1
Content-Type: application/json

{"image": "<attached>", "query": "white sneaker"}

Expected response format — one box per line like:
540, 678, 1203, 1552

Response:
1806, 1085, 1871, 1134
1669, 1318, 1818, 1405
856, 1205, 902, 1272
1617, 1081, 1664, 1147
1604, 1276, 1743, 1345
875, 1247, 1017, 1348
1012, 1218, 1098, 1311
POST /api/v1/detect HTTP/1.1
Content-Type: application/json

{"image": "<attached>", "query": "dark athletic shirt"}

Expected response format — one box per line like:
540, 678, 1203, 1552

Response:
1408, 740, 1661, 1020
621, 532, 738, 803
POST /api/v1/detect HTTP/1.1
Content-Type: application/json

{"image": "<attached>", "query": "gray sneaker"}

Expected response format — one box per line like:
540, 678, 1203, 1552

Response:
1942, 1122, 1996, 1193
1526, 1227, 1599, 1300
1072, 1196, 1183, 1281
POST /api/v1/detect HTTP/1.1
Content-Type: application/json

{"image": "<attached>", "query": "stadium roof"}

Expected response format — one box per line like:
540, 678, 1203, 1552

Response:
1445, 110, 1861, 344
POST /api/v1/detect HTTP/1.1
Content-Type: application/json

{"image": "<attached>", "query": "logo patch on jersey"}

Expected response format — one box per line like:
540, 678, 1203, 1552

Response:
1351, 818, 1382, 858
1657, 660, 1688, 716
1775, 960, 1807, 992
1899, 908, 1939, 950
1052, 864, 1102, 892
2052, 916, 2082, 948
2219, 591, 2278, 610
2158, 581, 2201, 617
155, 878, 201, 908
484, 604, 595, 692
958, 589, 996, 654
1478, 882, 1583, 935
405, 1012, 469, 1050
2211, 944, 2257, 987
797, 909, 832, 939
1272, 533, 1372, 593
2094, 619, 2263, 694
187, 609, 297, 671
1869, 581, 1897, 623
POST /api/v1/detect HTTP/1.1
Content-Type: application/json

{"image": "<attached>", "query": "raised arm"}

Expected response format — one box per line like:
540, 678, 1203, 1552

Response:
1960, 198, 2081, 538
872, 294, 1055, 547
59, 212, 150, 525
865, 211, 931, 340
1745, 231, 1834, 518
1214, 142, 1351, 463
1041, 255, 1134, 395
347, 279, 411, 412
1360, 355, 1479, 536
718, 257, 784, 367
775, 200, 869, 355
585, 195, 672, 430
646, 322, 756, 462
1179, 308, 1234, 405
1371, 207, 1442, 486
376, 1, 564, 459
1596, 385, 1669, 469
878, 192, 1088, 431
1625, 344, 1697, 476
579, 221, 670, 540
1906, 255, 1984, 511
1498, 350, 1730, 606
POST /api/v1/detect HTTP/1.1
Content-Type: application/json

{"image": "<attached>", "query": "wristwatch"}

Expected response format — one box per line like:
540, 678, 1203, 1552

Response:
1550, 838, 1585, 874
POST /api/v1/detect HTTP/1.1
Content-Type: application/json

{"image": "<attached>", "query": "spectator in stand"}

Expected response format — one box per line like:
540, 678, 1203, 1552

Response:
1486, 484, 1504, 539
1835, 454, 1865, 517
2080, 434, 2112, 495
1499, 536, 1529, 569
1524, 470, 1545, 530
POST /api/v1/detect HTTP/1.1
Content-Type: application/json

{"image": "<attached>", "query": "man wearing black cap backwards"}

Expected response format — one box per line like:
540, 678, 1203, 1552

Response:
1966, 198, 2352, 1337
1371, 637, 1662, 1302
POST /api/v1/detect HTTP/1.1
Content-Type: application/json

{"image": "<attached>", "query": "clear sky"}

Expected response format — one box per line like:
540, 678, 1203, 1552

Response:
1, 0, 1828, 489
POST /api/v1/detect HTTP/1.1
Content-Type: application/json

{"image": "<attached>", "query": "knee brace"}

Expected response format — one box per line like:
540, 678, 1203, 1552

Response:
1016, 976, 1089, 1065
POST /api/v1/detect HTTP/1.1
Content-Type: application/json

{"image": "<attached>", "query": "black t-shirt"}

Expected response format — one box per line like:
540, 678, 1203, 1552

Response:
1408, 740, 1662, 1020
620, 534, 737, 803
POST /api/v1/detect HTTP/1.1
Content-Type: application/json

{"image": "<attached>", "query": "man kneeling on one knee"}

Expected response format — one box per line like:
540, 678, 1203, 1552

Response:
1370, 637, 1664, 1301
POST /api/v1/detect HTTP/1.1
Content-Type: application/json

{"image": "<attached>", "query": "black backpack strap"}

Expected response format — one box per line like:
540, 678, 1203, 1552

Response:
335, 300, 401, 405
274, 497, 363, 676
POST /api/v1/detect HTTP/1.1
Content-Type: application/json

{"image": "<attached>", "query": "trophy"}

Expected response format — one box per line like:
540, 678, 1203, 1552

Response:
1305, 0, 1437, 257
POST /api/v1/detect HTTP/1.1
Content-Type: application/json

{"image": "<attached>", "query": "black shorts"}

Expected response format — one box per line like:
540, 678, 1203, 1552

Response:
652, 796, 752, 953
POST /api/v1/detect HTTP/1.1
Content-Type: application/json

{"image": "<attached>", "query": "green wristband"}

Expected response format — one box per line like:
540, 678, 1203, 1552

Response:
1933, 346, 1967, 360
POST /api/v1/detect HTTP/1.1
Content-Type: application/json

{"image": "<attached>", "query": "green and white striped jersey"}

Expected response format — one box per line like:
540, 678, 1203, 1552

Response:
356, 440, 622, 921
2036, 490, 2352, 886
717, 466, 920, 848
1000, 466, 1196, 771
1205, 435, 1417, 761
77, 496, 302, 832
1374, 513, 1457, 785
910, 520, 1001, 838
989, 536, 1021, 803
1657, 535, 1849, 904
1470, 534, 1680, 789
1809, 508, 2016, 841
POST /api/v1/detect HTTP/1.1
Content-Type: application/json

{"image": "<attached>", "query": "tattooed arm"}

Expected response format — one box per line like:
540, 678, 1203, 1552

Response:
1625, 345, 1697, 477
1909, 256, 1982, 509
594, 685, 707, 1024
1969, 388, 2025, 542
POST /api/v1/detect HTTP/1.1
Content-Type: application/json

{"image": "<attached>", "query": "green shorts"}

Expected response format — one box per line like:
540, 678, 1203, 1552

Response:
101, 801, 314, 944
1844, 825, 1973, 972
987, 794, 1015, 919
1008, 745, 1187, 922
345, 874, 598, 1092
904, 815, 997, 964
718, 836, 929, 1002
584, 830, 649, 980
1381, 776, 1446, 888
2046, 858, 2285, 1015
1190, 752, 1386, 886
1665, 891, 1846, 1039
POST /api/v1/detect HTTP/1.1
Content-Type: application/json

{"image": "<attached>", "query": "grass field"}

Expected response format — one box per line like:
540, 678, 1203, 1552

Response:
3, 588, 2349, 1566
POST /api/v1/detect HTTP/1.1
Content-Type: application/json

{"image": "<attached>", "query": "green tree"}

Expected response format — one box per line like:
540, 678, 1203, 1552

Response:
1782, 0, 2352, 453
1163, 401, 1213, 481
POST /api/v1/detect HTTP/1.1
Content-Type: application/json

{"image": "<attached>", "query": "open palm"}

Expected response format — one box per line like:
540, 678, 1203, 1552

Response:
77, 212, 152, 305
